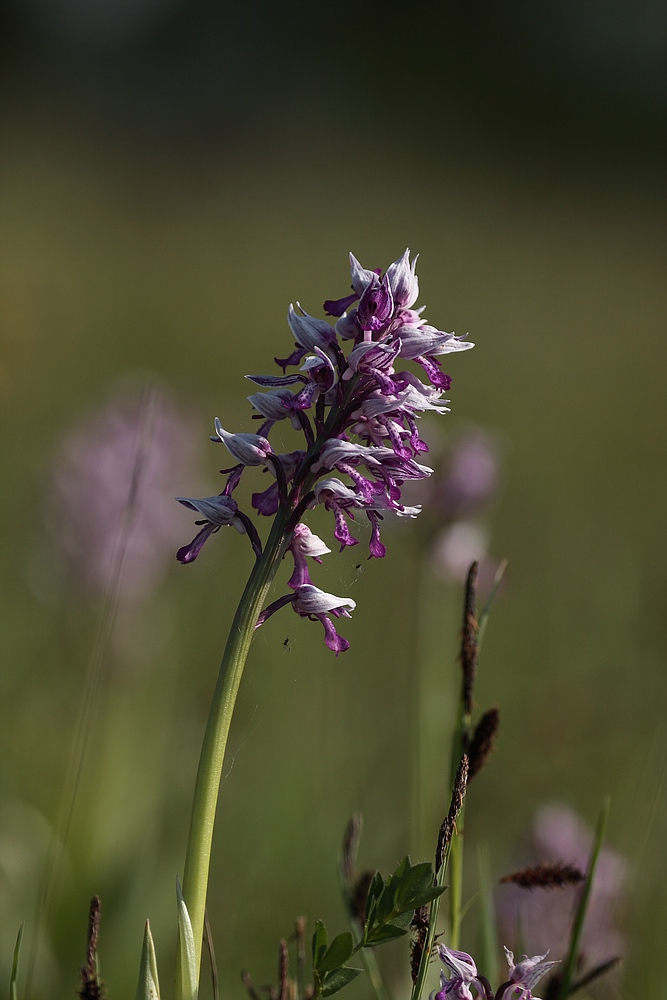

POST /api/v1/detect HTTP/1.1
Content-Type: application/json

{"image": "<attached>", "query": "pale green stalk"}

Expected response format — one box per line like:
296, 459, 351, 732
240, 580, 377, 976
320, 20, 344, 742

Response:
477, 845, 499, 986
410, 839, 454, 1000
177, 508, 293, 993
175, 375, 360, 994
448, 814, 465, 950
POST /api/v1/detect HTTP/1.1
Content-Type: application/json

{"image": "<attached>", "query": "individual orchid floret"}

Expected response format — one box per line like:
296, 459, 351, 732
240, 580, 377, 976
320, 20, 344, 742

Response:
255, 583, 356, 655
385, 248, 419, 308
495, 948, 558, 1000
357, 273, 394, 334
213, 419, 273, 466
300, 348, 337, 392
314, 439, 387, 473
292, 584, 356, 655
392, 323, 472, 389
246, 388, 303, 429
287, 522, 331, 589
312, 476, 421, 555
176, 494, 262, 564
431, 946, 490, 1000
397, 323, 474, 361
344, 341, 402, 395
348, 252, 378, 296
289, 350, 338, 415
287, 304, 337, 353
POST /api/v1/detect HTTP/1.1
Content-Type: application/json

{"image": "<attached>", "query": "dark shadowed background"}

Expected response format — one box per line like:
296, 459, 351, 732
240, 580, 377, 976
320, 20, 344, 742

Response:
1, 2, 665, 997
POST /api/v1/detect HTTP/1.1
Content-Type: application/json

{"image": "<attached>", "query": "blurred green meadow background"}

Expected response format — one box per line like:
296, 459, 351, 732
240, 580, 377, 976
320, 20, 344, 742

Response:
1, 2, 665, 997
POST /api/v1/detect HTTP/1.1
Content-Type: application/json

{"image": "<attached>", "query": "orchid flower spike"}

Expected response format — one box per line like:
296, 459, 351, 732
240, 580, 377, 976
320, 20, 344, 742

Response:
177, 250, 473, 651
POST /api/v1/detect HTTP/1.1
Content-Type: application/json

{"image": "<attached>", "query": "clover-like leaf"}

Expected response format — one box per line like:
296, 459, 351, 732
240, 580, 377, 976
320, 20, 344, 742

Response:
364, 925, 408, 947
321, 967, 362, 997
312, 920, 329, 970
317, 932, 354, 974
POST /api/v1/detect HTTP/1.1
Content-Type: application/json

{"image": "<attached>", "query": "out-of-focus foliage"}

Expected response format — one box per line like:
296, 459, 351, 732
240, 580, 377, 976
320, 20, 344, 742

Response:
0, 2, 664, 997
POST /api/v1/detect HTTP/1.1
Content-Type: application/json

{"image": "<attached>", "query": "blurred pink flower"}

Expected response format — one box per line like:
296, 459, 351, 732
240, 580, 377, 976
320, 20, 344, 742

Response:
45, 382, 201, 602
434, 429, 501, 522
407, 426, 503, 583
499, 804, 626, 971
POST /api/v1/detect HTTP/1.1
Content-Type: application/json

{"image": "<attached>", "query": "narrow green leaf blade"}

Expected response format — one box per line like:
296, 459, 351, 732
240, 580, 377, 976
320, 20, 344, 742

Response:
477, 558, 508, 650
135, 919, 161, 1000
321, 967, 362, 996
556, 798, 611, 1000
10, 923, 24, 1000
177, 877, 199, 1000
318, 932, 354, 974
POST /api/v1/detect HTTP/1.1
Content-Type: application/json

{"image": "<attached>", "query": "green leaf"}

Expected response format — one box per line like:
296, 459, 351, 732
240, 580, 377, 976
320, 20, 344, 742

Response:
365, 871, 384, 910
318, 933, 354, 974
408, 885, 446, 909
363, 871, 385, 931
393, 856, 411, 878
389, 910, 414, 930
364, 925, 408, 947
321, 967, 362, 996
10, 923, 23, 1000
176, 878, 198, 1000
375, 879, 400, 924
395, 864, 434, 910
312, 920, 329, 970
135, 920, 161, 1000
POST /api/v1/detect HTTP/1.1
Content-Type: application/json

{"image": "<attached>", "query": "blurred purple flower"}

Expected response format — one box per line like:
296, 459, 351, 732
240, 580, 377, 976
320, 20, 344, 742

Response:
45, 382, 200, 602
499, 804, 626, 971
434, 428, 501, 522
415, 427, 502, 583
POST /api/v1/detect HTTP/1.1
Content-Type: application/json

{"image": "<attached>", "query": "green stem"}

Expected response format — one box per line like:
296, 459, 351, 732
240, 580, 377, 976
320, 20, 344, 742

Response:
177, 509, 293, 991
410, 839, 453, 1000
448, 697, 470, 950
448, 812, 465, 950
175, 380, 360, 994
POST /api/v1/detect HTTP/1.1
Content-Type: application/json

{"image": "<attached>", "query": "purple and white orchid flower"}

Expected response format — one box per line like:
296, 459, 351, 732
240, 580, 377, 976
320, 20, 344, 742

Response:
177, 250, 473, 651
431, 946, 491, 1000
495, 948, 558, 1000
